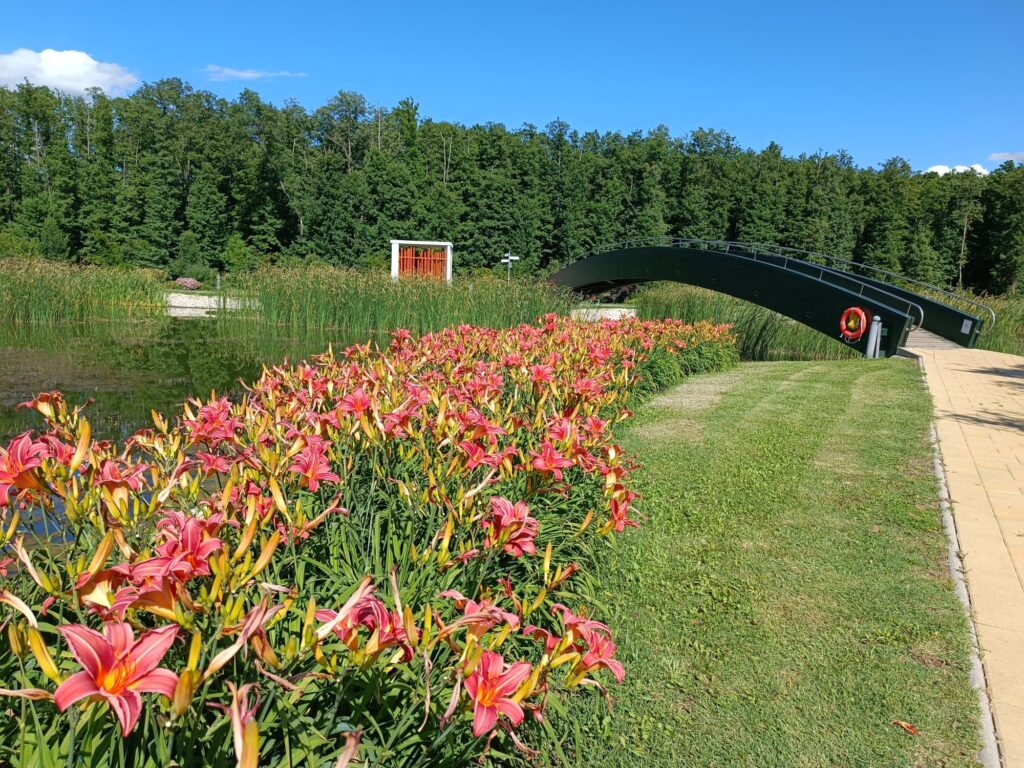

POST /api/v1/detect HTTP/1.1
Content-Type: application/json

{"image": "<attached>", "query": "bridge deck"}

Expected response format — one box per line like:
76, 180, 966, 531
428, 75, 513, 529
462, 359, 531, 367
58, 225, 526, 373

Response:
908, 344, 1024, 766
902, 328, 963, 352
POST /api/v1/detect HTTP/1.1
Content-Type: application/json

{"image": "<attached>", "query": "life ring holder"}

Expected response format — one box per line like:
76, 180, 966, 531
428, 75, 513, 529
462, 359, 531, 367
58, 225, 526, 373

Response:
840, 307, 868, 343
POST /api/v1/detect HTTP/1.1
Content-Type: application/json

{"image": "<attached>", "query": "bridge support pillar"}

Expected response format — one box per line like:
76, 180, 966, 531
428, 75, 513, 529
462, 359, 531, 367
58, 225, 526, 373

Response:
866, 316, 883, 359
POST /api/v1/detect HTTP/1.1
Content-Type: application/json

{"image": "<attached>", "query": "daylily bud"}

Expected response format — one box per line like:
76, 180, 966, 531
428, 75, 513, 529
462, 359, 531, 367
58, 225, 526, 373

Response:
1, 509, 19, 546
402, 606, 418, 652
171, 671, 194, 718
27, 627, 62, 684
463, 644, 483, 676
512, 663, 543, 704
241, 720, 259, 768
187, 630, 203, 670
7, 623, 26, 658
421, 603, 432, 646
84, 530, 115, 578
247, 532, 281, 582
578, 510, 594, 534
233, 510, 259, 563
68, 418, 91, 473
268, 476, 288, 516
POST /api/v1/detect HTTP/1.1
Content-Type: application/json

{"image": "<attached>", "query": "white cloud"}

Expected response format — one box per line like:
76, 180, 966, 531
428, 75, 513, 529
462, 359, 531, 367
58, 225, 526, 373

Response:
989, 151, 1024, 163
205, 64, 306, 81
0, 48, 138, 96
925, 163, 989, 176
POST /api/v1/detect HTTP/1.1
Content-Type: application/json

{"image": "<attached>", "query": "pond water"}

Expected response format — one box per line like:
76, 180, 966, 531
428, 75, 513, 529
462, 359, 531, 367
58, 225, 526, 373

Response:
0, 319, 363, 444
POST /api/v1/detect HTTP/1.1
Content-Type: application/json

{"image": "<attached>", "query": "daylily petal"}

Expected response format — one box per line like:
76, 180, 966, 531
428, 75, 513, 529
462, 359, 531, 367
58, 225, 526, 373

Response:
129, 668, 179, 698
495, 698, 524, 727
605, 659, 625, 683
494, 661, 532, 697
54, 671, 100, 711
128, 625, 178, 679
59, 624, 114, 677
472, 702, 498, 738
103, 622, 135, 658
106, 688, 143, 736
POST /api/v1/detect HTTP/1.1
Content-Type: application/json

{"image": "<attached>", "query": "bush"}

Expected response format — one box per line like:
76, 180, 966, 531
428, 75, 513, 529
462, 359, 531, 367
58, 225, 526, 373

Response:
0, 224, 42, 260
170, 231, 216, 284
0, 317, 736, 766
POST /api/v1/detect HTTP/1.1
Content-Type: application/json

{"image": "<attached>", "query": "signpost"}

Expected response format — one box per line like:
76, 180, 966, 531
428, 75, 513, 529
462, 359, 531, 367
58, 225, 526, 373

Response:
500, 252, 520, 282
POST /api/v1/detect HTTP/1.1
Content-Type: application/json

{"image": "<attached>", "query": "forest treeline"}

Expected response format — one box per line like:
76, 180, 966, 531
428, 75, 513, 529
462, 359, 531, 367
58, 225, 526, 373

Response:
1, 78, 1022, 292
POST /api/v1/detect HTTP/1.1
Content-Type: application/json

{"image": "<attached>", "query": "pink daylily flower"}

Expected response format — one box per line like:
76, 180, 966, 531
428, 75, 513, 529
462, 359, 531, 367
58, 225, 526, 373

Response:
528, 364, 553, 384
316, 593, 413, 661
607, 494, 640, 533
529, 441, 574, 481
154, 512, 223, 580
54, 623, 179, 736
339, 387, 372, 416
0, 431, 46, 505
96, 459, 150, 492
183, 397, 242, 447
195, 451, 232, 475
464, 650, 532, 737
482, 497, 538, 557
577, 631, 625, 683
287, 439, 340, 493
439, 590, 520, 639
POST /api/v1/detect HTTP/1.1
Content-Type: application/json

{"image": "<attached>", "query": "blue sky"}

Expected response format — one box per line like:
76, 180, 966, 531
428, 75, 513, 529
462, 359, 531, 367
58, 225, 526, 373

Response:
2, 0, 1022, 172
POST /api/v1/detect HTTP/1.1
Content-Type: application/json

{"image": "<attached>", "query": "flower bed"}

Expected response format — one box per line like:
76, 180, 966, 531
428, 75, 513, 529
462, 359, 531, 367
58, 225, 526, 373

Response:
0, 316, 736, 767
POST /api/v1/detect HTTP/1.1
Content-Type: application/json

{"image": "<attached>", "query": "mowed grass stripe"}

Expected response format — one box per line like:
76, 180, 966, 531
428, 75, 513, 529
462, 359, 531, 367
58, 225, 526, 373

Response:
573, 360, 980, 768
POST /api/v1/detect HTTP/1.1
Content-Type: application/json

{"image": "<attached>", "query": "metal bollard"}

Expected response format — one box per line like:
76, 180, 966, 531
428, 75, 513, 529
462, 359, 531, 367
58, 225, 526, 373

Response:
865, 315, 882, 359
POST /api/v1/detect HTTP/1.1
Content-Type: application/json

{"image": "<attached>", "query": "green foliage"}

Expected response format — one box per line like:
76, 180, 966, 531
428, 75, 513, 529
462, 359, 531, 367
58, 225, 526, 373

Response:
0, 223, 42, 259
221, 233, 263, 273
0, 81, 1021, 292
38, 215, 69, 260
972, 292, 1024, 356
222, 267, 575, 336
169, 230, 215, 282
0, 258, 165, 324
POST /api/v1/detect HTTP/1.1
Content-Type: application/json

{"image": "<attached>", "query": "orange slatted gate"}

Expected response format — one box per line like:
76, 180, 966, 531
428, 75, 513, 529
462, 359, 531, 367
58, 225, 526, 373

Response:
399, 247, 446, 279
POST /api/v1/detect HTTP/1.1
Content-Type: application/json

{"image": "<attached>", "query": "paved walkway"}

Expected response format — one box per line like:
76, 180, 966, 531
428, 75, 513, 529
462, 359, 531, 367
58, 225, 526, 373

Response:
906, 343, 1024, 767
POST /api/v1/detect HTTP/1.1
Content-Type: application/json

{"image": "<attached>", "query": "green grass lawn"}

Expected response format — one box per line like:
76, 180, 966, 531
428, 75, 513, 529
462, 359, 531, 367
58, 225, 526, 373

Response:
573, 359, 980, 767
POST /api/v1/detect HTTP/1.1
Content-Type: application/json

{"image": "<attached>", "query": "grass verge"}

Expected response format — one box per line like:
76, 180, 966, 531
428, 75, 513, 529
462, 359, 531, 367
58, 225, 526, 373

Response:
574, 359, 981, 767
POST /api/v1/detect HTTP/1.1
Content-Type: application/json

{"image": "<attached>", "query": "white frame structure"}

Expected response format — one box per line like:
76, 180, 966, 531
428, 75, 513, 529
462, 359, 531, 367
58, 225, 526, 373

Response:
390, 240, 453, 283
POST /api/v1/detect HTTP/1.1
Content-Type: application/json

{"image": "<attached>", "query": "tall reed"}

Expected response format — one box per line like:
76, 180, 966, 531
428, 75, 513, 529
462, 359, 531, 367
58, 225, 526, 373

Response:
221, 267, 575, 336
962, 292, 1024, 356
0, 258, 165, 324
633, 283, 857, 361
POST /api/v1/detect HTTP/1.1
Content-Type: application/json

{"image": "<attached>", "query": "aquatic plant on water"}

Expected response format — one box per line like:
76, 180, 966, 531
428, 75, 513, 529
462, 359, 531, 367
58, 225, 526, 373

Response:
0, 317, 737, 766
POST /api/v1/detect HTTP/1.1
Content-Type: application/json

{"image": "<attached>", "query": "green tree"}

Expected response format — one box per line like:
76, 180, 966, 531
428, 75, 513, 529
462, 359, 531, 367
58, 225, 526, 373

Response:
855, 158, 913, 272
170, 230, 214, 282
39, 215, 69, 259
221, 232, 261, 273
980, 163, 1024, 293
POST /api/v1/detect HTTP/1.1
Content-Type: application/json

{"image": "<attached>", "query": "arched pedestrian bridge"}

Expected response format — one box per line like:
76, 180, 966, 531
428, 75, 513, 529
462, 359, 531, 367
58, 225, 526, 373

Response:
548, 239, 997, 358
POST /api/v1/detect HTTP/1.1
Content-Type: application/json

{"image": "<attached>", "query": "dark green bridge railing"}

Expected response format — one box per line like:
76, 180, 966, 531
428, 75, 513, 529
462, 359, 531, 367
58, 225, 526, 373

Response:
548, 239, 996, 358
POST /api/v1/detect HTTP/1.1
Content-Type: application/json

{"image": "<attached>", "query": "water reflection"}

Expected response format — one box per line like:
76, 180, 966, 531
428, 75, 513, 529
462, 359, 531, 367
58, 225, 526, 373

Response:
0, 319, 367, 443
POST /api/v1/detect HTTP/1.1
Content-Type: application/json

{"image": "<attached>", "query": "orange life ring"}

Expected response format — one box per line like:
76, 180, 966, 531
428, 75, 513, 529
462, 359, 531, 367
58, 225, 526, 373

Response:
840, 307, 868, 342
